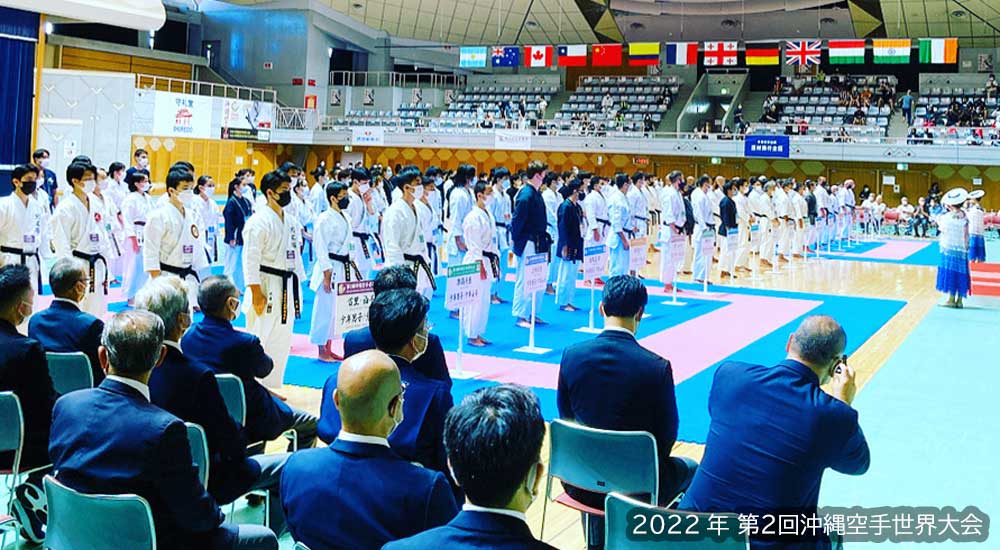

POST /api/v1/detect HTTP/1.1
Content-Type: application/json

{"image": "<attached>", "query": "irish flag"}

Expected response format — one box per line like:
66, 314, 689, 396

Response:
873, 39, 911, 64
918, 38, 957, 64
828, 39, 865, 64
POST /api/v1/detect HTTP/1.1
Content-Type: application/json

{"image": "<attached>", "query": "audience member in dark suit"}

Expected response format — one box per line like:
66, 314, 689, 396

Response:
136, 276, 288, 531
48, 310, 278, 550
321, 289, 453, 482
558, 275, 698, 549
0, 265, 57, 543
28, 258, 105, 385
182, 275, 317, 452
281, 349, 457, 549
384, 384, 556, 550
510, 160, 552, 326
680, 316, 870, 550
321, 266, 451, 444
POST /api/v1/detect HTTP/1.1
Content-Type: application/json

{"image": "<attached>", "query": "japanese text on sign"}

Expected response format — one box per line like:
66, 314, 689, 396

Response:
334, 280, 374, 336
583, 245, 608, 281
522, 253, 549, 295
629, 237, 647, 272
445, 263, 482, 310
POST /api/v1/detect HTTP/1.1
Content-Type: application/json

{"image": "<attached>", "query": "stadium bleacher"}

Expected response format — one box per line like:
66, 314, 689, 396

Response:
332, 102, 432, 128
550, 75, 680, 135
440, 83, 558, 125
913, 82, 998, 127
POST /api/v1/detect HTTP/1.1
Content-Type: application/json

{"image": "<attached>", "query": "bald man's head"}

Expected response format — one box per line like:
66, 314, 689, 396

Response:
333, 350, 403, 436
787, 315, 847, 382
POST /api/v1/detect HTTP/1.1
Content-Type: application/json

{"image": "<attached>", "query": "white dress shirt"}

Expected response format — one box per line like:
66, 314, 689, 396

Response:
106, 375, 151, 402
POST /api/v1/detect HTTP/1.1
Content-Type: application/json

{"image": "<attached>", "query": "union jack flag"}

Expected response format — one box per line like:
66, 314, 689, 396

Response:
785, 40, 822, 66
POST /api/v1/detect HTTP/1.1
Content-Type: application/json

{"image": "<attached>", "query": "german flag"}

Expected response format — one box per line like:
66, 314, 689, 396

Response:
746, 42, 780, 65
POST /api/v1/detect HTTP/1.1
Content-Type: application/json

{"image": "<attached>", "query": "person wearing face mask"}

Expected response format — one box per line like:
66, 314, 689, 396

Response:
126, 148, 151, 181
510, 161, 553, 327
383, 384, 554, 550
52, 161, 112, 318
241, 169, 258, 207
29, 258, 106, 385
308, 166, 330, 215
106, 163, 130, 280
445, 165, 476, 307
555, 180, 584, 311
32, 148, 59, 211
0, 264, 58, 543
347, 167, 377, 279
242, 170, 306, 390
224, 172, 254, 291
143, 169, 209, 308
460, 181, 498, 347
322, 289, 456, 487
606, 174, 633, 279
541, 172, 561, 295
281, 348, 458, 550
194, 175, 221, 278
383, 170, 437, 299
657, 170, 687, 293
487, 168, 512, 304
287, 175, 315, 273
557, 275, 697, 549
423, 167, 446, 275
0, 164, 46, 295
416, 176, 440, 291
309, 181, 356, 362
121, 172, 153, 305
91, 168, 124, 284
582, 177, 609, 255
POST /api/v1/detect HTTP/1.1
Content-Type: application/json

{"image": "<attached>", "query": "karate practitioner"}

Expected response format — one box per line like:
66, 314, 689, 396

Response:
583, 177, 609, 249
120, 172, 152, 305
791, 183, 808, 257
52, 161, 112, 318
382, 170, 436, 299
541, 172, 560, 294
691, 175, 715, 284
839, 179, 857, 240
143, 169, 208, 308
734, 178, 753, 272
416, 176, 440, 296
461, 180, 498, 347
606, 174, 632, 278
346, 167, 376, 279
309, 181, 355, 362
627, 172, 650, 275
91, 168, 122, 285
814, 179, 831, 248
445, 165, 476, 316
754, 180, 777, 267
657, 170, 687, 292
424, 167, 446, 276
308, 166, 330, 216
773, 180, 792, 262
193, 175, 220, 278
0, 165, 45, 297
488, 168, 512, 304
243, 170, 306, 389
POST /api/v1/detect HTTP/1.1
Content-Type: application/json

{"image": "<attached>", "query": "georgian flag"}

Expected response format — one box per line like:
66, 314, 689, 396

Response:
524, 45, 554, 67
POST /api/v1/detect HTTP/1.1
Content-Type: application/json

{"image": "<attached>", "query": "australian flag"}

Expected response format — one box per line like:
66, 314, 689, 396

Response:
491, 46, 521, 67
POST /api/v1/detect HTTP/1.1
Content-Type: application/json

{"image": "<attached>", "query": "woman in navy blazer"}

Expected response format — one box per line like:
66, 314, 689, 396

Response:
223, 171, 254, 291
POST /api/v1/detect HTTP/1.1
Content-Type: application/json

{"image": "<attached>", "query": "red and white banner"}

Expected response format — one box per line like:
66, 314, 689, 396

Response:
524, 45, 554, 67
703, 41, 738, 66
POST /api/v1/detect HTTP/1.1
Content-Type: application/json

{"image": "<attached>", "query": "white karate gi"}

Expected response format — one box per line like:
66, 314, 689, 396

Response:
383, 198, 435, 296
0, 194, 45, 294
143, 201, 209, 306
691, 187, 715, 282
446, 185, 473, 271
606, 186, 632, 277
309, 208, 353, 346
657, 185, 686, 285
346, 189, 375, 278
121, 192, 152, 299
52, 192, 112, 318
461, 206, 497, 339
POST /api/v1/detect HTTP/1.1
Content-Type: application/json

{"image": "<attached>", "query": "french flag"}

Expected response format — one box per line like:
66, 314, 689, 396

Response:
557, 44, 588, 67
665, 42, 697, 65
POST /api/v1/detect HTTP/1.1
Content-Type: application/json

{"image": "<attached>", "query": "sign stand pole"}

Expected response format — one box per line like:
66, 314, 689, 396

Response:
446, 264, 480, 379
516, 291, 552, 354
575, 281, 603, 333
515, 253, 552, 355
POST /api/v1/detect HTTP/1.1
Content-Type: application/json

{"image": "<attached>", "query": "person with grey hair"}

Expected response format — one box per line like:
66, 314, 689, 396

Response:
680, 315, 869, 549
29, 257, 106, 385
137, 276, 289, 528
48, 310, 279, 550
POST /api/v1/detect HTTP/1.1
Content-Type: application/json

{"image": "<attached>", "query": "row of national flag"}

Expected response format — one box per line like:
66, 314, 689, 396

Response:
458, 38, 958, 68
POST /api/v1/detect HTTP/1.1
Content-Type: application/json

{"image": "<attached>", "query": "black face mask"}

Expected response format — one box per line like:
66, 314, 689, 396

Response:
578, 191, 586, 201
337, 197, 350, 210
19, 180, 37, 195
276, 190, 292, 207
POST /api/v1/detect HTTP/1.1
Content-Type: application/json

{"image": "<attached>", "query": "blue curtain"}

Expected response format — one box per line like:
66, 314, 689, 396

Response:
0, 7, 39, 196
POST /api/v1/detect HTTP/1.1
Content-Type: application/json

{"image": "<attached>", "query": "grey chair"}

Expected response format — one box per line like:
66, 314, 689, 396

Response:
46, 352, 94, 395
604, 492, 747, 549
0, 392, 24, 546
185, 422, 210, 488
43, 475, 156, 550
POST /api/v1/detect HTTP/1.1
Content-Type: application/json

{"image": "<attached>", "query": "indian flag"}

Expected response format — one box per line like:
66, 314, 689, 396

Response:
918, 38, 957, 64
828, 40, 865, 64
873, 39, 911, 64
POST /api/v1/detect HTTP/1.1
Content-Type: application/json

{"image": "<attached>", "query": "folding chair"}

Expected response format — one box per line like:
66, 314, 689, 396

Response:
43, 475, 156, 550
46, 352, 94, 395
604, 492, 747, 549
0, 392, 24, 547
540, 419, 660, 545
185, 423, 210, 488
294, 543, 312, 550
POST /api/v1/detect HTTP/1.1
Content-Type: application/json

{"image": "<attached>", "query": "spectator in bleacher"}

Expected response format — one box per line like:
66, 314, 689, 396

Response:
536, 95, 548, 119
761, 104, 779, 124
852, 107, 866, 125
901, 90, 914, 126
914, 196, 932, 237
877, 81, 894, 110
601, 92, 614, 113
643, 113, 655, 135
987, 74, 998, 101
897, 197, 915, 235
517, 97, 527, 118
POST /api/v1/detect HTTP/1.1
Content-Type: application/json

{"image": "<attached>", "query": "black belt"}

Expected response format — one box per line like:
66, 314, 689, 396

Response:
1, 246, 42, 292
482, 251, 501, 279
352, 231, 371, 259
625, 229, 636, 238
259, 265, 301, 324
596, 218, 610, 226
635, 216, 649, 221
404, 253, 437, 290
72, 250, 109, 295
329, 253, 362, 281
160, 262, 200, 282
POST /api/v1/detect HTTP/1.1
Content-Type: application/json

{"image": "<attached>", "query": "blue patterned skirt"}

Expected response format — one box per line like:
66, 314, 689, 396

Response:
936, 248, 971, 297
969, 235, 986, 262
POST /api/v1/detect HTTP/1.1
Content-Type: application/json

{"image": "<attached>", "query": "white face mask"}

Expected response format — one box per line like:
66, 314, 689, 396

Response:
206, 185, 216, 195
39, 158, 50, 169
97, 179, 108, 191
138, 158, 149, 169
411, 331, 428, 363
412, 185, 424, 200
178, 189, 195, 205
83, 179, 96, 194
358, 183, 371, 194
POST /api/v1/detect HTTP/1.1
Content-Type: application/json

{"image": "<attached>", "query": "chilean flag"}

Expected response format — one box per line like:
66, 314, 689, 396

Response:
557, 44, 587, 67
524, 45, 554, 67
665, 42, 697, 65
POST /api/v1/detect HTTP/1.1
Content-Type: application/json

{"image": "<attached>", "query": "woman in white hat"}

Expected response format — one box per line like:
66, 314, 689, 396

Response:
966, 189, 987, 263
936, 187, 972, 308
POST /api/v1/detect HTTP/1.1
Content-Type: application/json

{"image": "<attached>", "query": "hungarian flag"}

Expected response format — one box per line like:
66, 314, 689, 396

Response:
628, 42, 660, 66
873, 39, 911, 64
785, 40, 821, 66
918, 38, 957, 64
557, 44, 587, 67
592, 43, 623, 66
828, 39, 865, 64
665, 42, 697, 65
524, 45, 553, 67
703, 41, 737, 66
746, 42, 780, 65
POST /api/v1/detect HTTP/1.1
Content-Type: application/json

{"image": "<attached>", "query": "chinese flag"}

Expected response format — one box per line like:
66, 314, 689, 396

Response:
592, 44, 623, 66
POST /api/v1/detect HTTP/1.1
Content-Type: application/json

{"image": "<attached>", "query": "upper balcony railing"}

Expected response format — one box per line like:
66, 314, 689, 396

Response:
134, 74, 278, 103
329, 71, 466, 89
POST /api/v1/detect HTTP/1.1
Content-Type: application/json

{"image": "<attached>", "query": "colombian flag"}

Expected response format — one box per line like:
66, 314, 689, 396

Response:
628, 42, 660, 66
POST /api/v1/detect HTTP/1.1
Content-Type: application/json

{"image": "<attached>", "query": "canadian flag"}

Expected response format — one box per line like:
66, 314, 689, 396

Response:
524, 45, 554, 67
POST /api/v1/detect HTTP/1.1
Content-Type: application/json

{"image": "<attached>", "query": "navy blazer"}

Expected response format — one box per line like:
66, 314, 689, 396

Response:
718, 196, 737, 236
557, 329, 679, 508
28, 299, 106, 386
511, 184, 551, 257
148, 345, 260, 505
281, 439, 457, 550
49, 379, 235, 550
181, 315, 294, 443
679, 360, 870, 550
341, 326, 452, 389
223, 195, 252, 246
319, 355, 452, 475
556, 199, 584, 262
0, 320, 56, 469
383, 510, 558, 550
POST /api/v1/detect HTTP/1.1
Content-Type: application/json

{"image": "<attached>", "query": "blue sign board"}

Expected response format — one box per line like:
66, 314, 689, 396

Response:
744, 135, 790, 158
